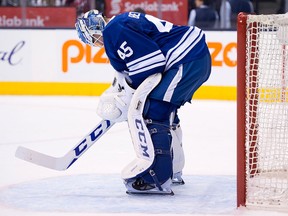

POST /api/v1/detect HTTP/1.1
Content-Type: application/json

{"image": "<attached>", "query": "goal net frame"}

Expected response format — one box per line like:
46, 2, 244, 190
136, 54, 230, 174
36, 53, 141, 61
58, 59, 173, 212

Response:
237, 12, 288, 210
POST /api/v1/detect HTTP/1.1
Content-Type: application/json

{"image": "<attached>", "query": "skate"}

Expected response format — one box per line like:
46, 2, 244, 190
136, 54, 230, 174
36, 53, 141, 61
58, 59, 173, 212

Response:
172, 171, 185, 185
125, 178, 174, 195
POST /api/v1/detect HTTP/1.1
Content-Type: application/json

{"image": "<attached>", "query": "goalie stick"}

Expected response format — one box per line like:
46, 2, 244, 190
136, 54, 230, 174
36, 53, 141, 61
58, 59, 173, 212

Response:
15, 119, 114, 171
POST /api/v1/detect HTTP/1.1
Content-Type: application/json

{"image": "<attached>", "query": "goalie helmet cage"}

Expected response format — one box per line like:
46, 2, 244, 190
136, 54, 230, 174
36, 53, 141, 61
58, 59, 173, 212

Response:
237, 12, 288, 210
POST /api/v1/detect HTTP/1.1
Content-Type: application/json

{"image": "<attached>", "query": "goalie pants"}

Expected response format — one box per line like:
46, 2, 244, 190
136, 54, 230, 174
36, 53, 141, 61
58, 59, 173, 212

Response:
140, 53, 212, 185
149, 52, 211, 106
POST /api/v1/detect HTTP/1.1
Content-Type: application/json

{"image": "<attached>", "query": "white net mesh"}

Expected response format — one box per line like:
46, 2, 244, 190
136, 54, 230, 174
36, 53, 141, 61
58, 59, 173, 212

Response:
245, 13, 288, 209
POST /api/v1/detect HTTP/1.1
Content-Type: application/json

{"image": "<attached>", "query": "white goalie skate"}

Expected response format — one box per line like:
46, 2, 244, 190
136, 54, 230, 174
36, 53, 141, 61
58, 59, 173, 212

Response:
124, 178, 174, 196
172, 171, 185, 185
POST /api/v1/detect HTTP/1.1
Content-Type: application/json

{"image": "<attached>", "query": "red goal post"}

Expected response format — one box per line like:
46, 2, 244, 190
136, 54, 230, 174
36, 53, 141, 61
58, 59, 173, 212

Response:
237, 12, 288, 210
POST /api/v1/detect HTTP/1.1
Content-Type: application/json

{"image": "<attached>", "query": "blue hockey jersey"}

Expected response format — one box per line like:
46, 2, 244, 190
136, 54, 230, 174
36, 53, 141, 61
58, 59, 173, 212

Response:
103, 12, 209, 88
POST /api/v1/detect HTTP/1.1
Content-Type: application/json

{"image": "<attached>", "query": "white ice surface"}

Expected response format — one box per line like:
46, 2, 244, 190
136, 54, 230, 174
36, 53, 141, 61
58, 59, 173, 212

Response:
0, 96, 287, 216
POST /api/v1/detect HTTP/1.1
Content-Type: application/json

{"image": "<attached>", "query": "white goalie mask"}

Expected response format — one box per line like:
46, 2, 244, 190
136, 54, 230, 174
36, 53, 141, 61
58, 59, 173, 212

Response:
75, 10, 107, 47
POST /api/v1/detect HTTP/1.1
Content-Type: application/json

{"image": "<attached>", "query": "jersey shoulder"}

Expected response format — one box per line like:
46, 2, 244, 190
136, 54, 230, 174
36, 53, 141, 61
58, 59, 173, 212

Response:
104, 12, 150, 34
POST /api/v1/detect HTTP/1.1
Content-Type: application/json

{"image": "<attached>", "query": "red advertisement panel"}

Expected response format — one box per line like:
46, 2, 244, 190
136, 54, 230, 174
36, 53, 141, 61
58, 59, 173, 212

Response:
0, 7, 76, 28
105, 0, 188, 26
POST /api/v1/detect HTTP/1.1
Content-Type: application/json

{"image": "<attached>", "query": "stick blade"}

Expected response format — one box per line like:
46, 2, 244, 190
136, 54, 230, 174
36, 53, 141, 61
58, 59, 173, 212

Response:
15, 146, 66, 171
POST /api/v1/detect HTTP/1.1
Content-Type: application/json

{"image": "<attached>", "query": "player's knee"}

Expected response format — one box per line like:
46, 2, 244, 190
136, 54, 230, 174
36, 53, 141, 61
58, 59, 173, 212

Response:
143, 99, 177, 123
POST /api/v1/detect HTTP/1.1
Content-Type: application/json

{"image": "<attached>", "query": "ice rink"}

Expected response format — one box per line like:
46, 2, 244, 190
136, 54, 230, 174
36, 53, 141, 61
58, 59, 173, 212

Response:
0, 96, 287, 216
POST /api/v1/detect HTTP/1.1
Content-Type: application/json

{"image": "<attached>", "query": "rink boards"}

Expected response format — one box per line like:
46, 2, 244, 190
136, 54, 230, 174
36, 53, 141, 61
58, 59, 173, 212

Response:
0, 29, 236, 100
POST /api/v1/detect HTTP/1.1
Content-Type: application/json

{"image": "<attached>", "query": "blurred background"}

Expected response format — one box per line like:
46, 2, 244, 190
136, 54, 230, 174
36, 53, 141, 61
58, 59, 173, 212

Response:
0, 0, 287, 29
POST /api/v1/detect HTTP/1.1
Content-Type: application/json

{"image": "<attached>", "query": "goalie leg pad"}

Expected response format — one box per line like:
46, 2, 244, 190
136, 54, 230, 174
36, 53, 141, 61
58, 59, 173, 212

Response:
122, 74, 176, 193
142, 99, 178, 185
123, 97, 177, 194
141, 120, 173, 184
169, 110, 185, 184
171, 123, 185, 184
121, 73, 162, 180
123, 120, 174, 195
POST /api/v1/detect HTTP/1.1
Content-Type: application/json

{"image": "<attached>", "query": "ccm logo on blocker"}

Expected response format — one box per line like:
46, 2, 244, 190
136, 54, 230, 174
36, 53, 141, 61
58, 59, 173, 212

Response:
62, 40, 237, 72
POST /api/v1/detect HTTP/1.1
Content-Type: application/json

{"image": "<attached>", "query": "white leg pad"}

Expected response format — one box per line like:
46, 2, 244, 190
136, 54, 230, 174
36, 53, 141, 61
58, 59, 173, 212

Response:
171, 124, 185, 174
121, 73, 162, 180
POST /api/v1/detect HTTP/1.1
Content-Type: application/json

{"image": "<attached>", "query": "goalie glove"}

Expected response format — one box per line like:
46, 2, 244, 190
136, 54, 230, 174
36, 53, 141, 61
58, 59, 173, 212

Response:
96, 72, 135, 122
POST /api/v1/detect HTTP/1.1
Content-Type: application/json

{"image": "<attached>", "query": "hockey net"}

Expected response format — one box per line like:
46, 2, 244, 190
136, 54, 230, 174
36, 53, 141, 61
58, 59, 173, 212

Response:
237, 13, 288, 210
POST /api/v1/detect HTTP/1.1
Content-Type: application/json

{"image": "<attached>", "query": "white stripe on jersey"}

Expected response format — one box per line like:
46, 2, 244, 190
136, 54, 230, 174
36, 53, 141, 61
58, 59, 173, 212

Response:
165, 27, 203, 70
127, 50, 166, 75
127, 50, 162, 67
163, 64, 183, 102
128, 61, 166, 76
